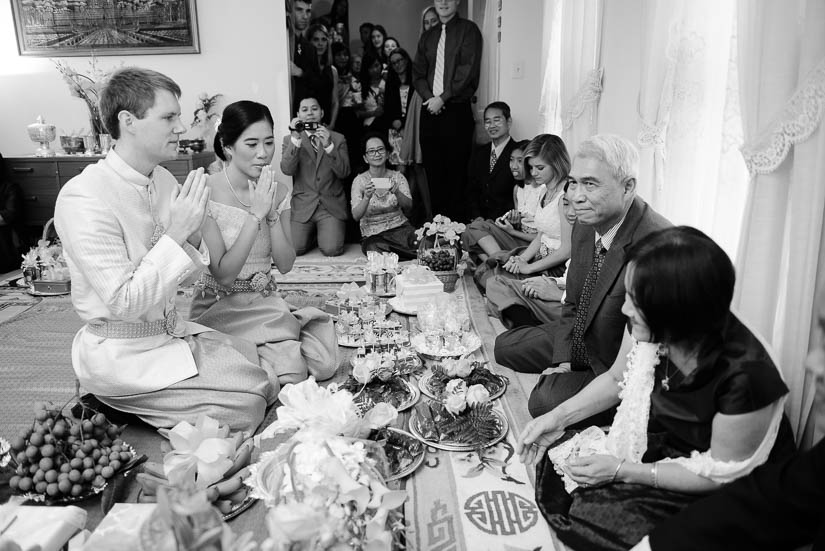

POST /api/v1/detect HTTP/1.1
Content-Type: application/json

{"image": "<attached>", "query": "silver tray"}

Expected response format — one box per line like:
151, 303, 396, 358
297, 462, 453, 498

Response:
410, 332, 482, 360
353, 378, 420, 412
418, 370, 507, 401
408, 405, 509, 452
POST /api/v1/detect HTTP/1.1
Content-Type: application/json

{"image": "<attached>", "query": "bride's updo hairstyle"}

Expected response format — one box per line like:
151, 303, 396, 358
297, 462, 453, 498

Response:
214, 100, 275, 162
625, 226, 735, 353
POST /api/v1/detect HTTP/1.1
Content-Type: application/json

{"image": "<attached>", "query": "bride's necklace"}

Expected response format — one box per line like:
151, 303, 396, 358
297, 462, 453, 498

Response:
224, 168, 251, 208
661, 357, 677, 391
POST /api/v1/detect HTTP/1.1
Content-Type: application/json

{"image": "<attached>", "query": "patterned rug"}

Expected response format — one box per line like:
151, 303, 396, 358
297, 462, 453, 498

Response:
276, 243, 368, 284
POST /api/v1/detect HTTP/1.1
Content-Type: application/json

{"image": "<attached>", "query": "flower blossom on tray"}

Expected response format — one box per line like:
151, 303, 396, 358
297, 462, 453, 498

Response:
257, 377, 398, 442
443, 380, 491, 415
441, 357, 475, 378
160, 414, 249, 489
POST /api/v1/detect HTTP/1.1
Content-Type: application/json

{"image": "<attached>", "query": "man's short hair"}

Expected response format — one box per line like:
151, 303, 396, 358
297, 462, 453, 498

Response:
100, 67, 181, 140
294, 0, 311, 6
575, 134, 639, 184
360, 22, 374, 31
484, 101, 511, 120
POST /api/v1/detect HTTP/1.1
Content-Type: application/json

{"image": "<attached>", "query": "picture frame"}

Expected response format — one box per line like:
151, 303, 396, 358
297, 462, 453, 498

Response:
10, 0, 200, 57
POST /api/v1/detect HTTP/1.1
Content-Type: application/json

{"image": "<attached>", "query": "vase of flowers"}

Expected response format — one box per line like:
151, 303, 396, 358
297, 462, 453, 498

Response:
54, 59, 116, 151
415, 215, 466, 292
192, 93, 223, 151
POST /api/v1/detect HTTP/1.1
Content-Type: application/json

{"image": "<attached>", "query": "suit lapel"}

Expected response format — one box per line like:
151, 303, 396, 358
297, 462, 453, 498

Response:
584, 197, 645, 330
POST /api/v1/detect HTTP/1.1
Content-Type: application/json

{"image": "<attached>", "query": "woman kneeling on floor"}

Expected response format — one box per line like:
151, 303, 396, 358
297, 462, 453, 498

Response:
350, 132, 417, 259
517, 226, 795, 551
190, 100, 338, 395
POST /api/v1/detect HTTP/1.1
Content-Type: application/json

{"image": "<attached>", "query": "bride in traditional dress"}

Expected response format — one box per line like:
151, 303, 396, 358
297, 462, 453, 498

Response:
190, 100, 337, 395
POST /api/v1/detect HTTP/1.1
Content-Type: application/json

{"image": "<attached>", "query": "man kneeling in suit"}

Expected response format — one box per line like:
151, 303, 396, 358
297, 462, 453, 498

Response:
494, 134, 670, 420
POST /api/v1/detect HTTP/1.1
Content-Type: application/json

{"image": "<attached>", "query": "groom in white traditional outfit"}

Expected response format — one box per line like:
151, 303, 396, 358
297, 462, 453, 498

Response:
55, 67, 276, 432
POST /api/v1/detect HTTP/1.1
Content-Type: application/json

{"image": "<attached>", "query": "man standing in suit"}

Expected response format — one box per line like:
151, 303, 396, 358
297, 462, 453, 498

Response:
289, 0, 323, 116
281, 96, 350, 256
466, 101, 518, 221
494, 134, 670, 419
412, 0, 482, 221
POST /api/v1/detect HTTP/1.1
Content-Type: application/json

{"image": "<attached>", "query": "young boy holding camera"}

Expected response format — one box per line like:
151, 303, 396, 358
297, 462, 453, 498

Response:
281, 96, 351, 256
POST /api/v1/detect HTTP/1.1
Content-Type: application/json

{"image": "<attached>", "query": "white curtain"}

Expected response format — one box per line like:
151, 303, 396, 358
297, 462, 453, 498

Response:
734, 0, 825, 442
635, 0, 747, 259
477, 0, 500, 123
558, 0, 603, 153
538, 0, 603, 150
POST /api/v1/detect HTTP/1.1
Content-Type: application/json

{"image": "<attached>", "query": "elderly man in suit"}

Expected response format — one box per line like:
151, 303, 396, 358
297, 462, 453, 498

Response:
281, 96, 351, 256
54, 68, 274, 433
494, 134, 670, 419
466, 101, 519, 221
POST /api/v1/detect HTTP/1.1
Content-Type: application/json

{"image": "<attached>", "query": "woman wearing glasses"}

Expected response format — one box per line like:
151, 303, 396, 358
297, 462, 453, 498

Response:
350, 132, 417, 258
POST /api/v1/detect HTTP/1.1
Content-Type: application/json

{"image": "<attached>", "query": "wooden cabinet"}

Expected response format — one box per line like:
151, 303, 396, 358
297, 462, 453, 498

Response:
6, 152, 215, 227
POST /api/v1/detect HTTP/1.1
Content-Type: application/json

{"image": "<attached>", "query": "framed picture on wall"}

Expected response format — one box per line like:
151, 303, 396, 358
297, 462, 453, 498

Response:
10, 0, 201, 57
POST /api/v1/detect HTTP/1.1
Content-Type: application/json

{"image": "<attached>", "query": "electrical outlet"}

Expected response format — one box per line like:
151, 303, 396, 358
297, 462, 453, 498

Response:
512, 60, 524, 79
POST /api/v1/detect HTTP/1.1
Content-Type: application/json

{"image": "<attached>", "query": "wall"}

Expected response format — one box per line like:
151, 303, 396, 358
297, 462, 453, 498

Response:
345, 0, 466, 57
498, 0, 545, 140
0, 0, 292, 170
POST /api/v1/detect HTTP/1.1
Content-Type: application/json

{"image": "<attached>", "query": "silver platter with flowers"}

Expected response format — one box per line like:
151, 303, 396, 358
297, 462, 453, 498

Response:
418, 359, 507, 401
409, 399, 509, 452
411, 331, 482, 360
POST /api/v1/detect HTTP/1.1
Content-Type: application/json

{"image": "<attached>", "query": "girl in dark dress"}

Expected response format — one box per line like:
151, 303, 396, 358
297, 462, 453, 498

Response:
517, 226, 794, 551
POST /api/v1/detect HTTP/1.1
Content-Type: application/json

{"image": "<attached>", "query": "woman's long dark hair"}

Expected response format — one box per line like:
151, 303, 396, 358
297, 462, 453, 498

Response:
306, 23, 332, 70
626, 226, 735, 354
359, 50, 383, 99
214, 101, 274, 161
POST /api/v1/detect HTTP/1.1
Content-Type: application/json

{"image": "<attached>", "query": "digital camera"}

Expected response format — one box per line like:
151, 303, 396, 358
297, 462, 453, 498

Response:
293, 120, 320, 132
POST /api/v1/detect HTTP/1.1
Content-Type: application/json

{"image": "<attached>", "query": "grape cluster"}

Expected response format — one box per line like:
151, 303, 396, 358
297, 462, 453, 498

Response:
7, 401, 129, 499
420, 249, 455, 272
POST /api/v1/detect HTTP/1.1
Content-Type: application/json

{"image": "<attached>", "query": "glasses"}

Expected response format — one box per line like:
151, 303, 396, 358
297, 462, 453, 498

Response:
390, 57, 406, 66
365, 147, 386, 156
484, 117, 506, 126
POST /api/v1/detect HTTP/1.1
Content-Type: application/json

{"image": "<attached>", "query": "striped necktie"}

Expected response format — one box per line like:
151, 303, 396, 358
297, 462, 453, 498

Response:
309, 134, 320, 153
432, 24, 446, 97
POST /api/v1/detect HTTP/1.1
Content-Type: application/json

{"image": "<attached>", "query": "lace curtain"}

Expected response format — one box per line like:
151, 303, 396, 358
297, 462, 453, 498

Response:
476, 0, 500, 125
539, 0, 603, 150
636, 0, 747, 259
733, 0, 825, 444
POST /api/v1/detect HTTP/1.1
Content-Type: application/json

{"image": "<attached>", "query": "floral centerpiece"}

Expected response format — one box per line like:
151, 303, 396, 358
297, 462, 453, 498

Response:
415, 215, 466, 292
21, 238, 70, 287
54, 59, 117, 139
339, 348, 422, 411
249, 378, 409, 550
411, 381, 504, 450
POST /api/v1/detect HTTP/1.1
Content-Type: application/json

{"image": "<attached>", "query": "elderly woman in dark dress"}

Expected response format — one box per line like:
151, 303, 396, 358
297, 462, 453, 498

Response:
517, 226, 795, 551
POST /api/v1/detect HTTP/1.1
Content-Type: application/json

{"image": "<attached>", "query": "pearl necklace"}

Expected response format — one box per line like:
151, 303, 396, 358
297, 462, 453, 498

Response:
223, 167, 252, 208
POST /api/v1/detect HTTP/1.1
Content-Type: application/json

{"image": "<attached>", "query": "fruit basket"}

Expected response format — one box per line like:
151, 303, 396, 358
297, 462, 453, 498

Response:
415, 215, 465, 293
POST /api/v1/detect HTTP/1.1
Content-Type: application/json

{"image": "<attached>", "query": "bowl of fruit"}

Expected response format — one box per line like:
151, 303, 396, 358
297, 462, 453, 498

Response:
417, 246, 460, 292
7, 400, 136, 503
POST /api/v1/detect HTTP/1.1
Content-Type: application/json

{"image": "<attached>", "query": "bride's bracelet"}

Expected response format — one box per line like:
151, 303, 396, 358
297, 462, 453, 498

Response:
611, 459, 625, 483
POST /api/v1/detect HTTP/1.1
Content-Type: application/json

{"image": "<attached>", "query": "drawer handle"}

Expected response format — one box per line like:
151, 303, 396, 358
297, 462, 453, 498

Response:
25, 196, 38, 202
12, 167, 34, 173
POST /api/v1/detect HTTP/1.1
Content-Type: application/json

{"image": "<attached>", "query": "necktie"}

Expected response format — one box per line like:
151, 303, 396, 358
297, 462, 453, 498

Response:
489, 148, 498, 173
432, 24, 446, 97
309, 134, 320, 153
570, 238, 607, 369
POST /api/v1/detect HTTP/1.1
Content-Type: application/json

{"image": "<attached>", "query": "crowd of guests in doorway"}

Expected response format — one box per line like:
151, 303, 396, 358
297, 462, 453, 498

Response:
287, 0, 481, 258
28, 0, 825, 550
